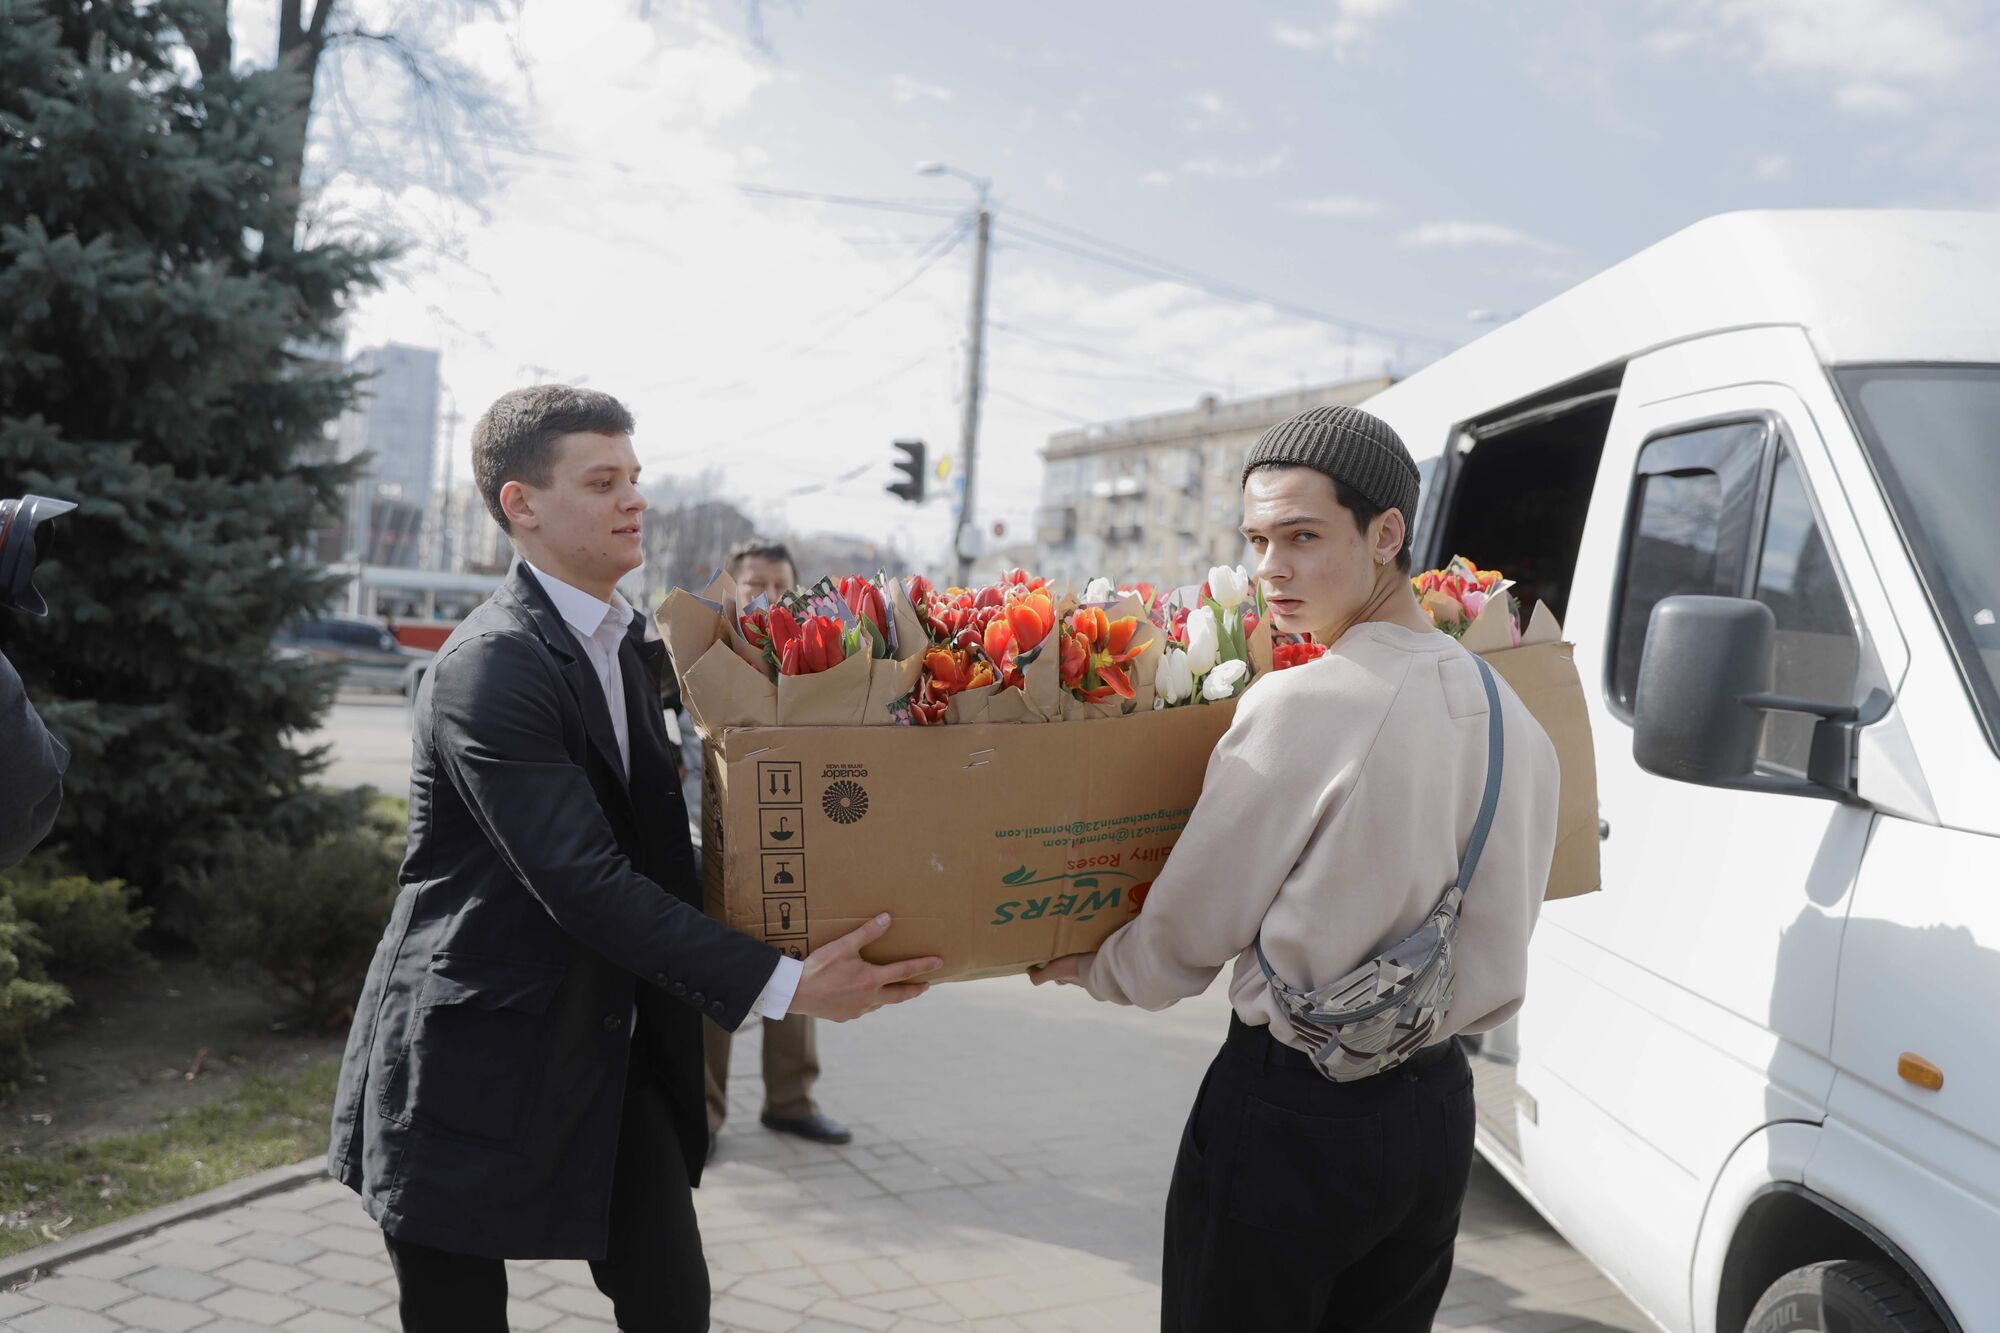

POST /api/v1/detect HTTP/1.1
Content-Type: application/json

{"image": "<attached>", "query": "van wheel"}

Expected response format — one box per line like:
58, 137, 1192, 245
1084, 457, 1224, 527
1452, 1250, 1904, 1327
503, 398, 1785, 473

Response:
1746, 1260, 1942, 1333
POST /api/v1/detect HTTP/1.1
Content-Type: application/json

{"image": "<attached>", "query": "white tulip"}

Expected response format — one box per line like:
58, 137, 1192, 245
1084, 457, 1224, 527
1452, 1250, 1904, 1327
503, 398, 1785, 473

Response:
1156, 647, 1195, 705
1184, 606, 1219, 677
1207, 564, 1251, 610
1202, 658, 1251, 701
1082, 577, 1116, 603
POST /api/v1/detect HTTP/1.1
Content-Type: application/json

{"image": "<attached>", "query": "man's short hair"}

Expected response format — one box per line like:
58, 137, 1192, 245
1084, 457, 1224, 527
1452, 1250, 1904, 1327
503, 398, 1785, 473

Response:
726, 539, 795, 577
472, 385, 635, 532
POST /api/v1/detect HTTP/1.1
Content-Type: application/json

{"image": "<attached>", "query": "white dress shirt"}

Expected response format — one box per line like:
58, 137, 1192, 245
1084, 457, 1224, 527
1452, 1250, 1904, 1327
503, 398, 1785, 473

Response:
525, 563, 801, 1022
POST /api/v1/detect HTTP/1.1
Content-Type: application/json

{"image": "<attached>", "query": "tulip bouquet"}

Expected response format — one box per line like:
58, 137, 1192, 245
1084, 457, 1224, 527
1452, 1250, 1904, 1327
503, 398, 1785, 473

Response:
1414, 556, 1520, 646
899, 568, 1164, 725
1153, 565, 1268, 708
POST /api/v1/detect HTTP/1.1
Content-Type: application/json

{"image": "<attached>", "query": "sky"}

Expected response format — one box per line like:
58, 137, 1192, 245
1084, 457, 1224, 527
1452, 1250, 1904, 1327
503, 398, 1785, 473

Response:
260, 0, 2000, 570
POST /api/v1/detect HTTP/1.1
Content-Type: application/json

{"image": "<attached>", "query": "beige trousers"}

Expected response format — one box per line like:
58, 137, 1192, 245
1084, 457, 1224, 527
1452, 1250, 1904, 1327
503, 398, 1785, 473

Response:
703, 1013, 819, 1132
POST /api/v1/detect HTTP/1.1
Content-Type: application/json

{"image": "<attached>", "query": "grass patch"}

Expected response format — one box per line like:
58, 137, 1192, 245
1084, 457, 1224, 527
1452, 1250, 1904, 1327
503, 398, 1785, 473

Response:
369, 791, 409, 829
0, 1057, 338, 1258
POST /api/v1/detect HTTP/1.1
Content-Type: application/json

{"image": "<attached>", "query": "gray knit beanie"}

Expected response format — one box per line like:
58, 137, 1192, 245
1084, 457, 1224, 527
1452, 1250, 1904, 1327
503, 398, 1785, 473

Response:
1242, 404, 1421, 523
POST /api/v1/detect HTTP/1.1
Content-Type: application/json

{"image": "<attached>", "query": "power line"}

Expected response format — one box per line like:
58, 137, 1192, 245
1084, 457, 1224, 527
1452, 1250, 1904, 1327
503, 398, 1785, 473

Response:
655, 345, 945, 465
998, 211, 1451, 350
987, 320, 1223, 391
988, 388, 1096, 425
737, 183, 965, 219
657, 213, 971, 398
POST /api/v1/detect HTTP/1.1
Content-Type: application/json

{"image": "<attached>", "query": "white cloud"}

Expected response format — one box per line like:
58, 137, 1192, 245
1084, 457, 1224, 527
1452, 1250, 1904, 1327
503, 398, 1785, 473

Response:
890, 75, 952, 106
1147, 149, 1291, 185
1269, 0, 1406, 58
1835, 82, 1917, 113
1753, 153, 1792, 180
1642, 28, 1701, 57
1293, 194, 1384, 217
1399, 220, 1565, 253
1185, 90, 1248, 131
1661, 0, 1978, 113
325, 4, 1425, 566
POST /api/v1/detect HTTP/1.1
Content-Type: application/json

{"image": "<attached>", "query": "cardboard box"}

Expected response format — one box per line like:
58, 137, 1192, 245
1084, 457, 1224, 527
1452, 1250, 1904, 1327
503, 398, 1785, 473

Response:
1463, 601, 1601, 900
697, 704, 1238, 982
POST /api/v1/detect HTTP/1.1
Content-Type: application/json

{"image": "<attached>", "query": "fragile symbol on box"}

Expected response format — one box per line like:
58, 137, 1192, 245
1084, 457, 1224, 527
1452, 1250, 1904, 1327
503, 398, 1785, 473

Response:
759, 808, 803, 850
764, 896, 807, 936
757, 762, 802, 806
761, 854, 805, 895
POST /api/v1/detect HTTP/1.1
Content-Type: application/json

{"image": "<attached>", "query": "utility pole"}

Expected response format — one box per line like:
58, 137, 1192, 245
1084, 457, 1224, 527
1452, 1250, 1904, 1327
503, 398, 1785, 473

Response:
434, 394, 461, 573
954, 202, 991, 584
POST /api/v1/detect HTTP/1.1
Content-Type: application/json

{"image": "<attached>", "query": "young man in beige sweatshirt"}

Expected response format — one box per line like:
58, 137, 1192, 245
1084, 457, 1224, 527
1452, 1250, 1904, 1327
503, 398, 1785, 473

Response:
1034, 405, 1560, 1332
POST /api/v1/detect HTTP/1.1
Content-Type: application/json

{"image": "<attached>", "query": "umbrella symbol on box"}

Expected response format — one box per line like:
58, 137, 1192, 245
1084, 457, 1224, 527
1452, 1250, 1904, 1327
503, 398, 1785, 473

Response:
769, 815, 794, 842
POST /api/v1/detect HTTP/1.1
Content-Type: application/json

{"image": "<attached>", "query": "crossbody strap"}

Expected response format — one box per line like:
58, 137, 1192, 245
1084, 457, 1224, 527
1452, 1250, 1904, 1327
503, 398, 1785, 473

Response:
1456, 655, 1506, 896
1254, 653, 1508, 991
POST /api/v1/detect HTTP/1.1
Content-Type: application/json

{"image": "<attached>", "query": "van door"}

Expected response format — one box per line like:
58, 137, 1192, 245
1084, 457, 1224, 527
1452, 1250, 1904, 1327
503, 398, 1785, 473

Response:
1513, 359, 1897, 1329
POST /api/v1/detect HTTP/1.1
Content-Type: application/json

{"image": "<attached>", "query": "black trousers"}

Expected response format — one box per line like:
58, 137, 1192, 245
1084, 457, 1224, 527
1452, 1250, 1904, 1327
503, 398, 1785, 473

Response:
382, 1055, 709, 1332
1161, 1015, 1477, 1333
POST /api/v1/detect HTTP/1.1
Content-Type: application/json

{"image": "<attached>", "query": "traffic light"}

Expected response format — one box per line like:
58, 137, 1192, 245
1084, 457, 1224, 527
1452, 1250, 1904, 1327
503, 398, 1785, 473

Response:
887, 439, 927, 503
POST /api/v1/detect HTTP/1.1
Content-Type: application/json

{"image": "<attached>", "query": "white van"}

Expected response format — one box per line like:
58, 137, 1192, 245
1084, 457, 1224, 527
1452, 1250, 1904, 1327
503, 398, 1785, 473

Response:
1364, 211, 1999, 1333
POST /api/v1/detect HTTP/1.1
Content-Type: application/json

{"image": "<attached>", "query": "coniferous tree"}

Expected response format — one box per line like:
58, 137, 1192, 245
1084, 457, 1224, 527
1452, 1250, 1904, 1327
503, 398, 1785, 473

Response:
0, 0, 390, 901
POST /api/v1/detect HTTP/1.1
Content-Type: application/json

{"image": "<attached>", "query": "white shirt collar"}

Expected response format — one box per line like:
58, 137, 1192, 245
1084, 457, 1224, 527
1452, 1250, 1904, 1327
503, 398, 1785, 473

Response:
525, 561, 631, 642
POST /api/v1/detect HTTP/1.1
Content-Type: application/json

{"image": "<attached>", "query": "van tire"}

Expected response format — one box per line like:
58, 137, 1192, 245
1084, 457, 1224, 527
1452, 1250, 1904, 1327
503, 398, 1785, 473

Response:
1746, 1260, 1942, 1333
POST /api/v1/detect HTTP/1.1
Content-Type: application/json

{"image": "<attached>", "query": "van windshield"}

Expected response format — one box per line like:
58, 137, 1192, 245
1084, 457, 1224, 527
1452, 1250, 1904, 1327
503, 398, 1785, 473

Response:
1834, 364, 2000, 755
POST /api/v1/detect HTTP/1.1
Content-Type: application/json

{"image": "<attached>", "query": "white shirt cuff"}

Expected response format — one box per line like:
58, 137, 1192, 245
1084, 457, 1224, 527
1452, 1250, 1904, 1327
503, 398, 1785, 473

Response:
748, 954, 804, 1021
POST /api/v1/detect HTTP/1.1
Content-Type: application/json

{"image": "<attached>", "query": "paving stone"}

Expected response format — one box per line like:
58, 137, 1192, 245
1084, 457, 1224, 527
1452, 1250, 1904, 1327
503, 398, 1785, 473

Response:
230, 1205, 334, 1237
224, 1231, 325, 1265
0, 1291, 44, 1318
123, 1266, 227, 1304
204, 1286, 310, 1324
710, 1293, 805, 1332
505, 1298, 564, 1330
17, 1276, 135, 1312
51, 1253, 149, 1282
292, 1278, 392, 1316
211, 1256, 311, 1294
125, 1241, 238, 1273
101, 1293, 213, 1332
281, 1312, 382, 1332
301, 1224, 382, 1257
7, 1308, 122, 1333
302, 1251, 393, 1287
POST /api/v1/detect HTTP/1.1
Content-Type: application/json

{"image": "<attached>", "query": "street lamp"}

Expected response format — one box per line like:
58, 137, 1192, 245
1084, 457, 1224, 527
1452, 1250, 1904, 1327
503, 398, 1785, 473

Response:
915, 161, 992, 582
914, 160, 990, 206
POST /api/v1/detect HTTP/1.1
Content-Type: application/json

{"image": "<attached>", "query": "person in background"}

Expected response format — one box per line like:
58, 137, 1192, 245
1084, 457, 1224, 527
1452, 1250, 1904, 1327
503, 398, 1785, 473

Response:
0, 646, 66, 870
696, 537, 856, 1152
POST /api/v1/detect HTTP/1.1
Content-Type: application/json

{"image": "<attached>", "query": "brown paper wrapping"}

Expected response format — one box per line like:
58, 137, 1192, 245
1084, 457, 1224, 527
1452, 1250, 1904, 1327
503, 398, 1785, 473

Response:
681, 641, 777, 734
864, 656, 923, 725
776, 646, 872, 727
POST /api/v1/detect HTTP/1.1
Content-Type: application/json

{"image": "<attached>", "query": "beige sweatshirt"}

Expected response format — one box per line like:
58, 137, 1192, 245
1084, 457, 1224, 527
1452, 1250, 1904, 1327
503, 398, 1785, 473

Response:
1081, 620, 1560, 1052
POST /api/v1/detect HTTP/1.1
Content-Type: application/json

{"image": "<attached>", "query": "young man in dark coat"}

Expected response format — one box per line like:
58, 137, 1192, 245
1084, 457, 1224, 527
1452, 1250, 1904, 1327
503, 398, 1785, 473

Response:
328, 385, 940, 1332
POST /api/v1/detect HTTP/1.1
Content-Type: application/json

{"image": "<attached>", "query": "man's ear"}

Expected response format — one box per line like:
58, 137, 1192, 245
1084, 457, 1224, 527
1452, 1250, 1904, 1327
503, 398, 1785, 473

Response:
1375, 508, 1407, 565
499, 479, 538, 532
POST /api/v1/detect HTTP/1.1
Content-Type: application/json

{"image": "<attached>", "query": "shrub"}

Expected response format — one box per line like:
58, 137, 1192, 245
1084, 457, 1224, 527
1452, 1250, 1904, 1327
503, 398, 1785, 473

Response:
0, 854, 152, 980
188, 830, 400, 1032
0, 898, 71, 1096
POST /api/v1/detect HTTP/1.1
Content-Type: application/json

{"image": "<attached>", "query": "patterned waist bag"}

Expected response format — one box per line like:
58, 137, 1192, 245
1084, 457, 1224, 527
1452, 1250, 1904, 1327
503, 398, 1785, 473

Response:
1253, 654, 1506, 1083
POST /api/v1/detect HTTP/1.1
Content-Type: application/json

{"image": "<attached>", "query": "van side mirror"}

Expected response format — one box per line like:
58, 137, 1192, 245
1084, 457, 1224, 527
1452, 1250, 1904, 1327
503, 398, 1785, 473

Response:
1632, 595, 1880, 802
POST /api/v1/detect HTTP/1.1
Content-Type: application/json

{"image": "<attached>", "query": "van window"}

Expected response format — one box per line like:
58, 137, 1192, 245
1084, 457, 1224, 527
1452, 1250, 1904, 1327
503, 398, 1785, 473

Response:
1835, 364, 2000, 757
1610, 421, 1764, 711
1753, 447, 1860, 772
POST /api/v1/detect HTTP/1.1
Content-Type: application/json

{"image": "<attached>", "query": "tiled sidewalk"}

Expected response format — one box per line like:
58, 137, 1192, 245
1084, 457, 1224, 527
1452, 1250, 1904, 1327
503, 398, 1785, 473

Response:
2, 980, 1655, 1332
